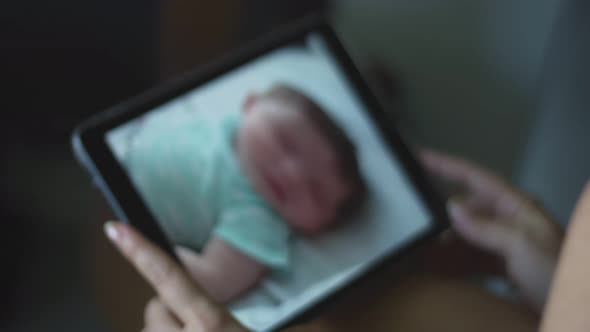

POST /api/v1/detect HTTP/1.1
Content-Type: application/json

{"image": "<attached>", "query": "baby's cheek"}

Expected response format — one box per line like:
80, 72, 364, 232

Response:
304, 203, 337, 231
244, 133, 269, 166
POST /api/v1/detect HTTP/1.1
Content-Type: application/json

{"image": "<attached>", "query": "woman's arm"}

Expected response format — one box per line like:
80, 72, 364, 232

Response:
541, 182, 590, 331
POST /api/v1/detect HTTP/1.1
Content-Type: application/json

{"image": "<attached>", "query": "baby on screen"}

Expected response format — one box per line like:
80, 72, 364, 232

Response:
121, 84, 366, 303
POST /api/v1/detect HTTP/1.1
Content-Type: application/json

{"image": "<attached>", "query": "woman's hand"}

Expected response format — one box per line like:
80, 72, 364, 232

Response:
104, 222, 247, 332
103, 222, 326, 332
421, 149, 563, 312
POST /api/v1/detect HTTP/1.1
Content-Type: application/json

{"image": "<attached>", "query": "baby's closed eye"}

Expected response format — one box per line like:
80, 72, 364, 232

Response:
277, 131, 297, 154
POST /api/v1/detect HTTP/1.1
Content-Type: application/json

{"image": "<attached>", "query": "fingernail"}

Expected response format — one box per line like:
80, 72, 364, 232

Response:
104, 221, 120, 242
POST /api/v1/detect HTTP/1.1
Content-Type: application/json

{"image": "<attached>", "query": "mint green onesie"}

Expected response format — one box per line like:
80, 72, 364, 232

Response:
121, 110, 291, 270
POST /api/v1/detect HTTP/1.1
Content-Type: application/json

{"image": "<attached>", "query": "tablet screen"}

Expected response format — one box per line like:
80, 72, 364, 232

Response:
105, 32, 431, 331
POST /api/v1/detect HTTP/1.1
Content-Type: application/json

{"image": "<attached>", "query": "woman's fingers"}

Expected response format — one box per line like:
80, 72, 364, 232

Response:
103, 221, 233, 329
176, 246, 202, 272
145, 297, 182, 330
419, 149, 495, 192
420, 149, 512, 198
420, 149, 528, 217
448, 199, 516, 256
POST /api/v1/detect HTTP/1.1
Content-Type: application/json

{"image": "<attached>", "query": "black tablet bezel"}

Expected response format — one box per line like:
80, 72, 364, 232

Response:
73, 15, 449, 331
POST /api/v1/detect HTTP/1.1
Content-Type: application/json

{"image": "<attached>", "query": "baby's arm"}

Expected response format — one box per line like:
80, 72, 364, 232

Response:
176, 236, 268, 304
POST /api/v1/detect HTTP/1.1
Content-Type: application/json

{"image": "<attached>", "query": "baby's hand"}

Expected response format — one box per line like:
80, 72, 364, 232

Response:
421, 149, 563, 312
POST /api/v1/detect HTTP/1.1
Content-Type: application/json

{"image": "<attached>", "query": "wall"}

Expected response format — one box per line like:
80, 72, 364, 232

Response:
516, 0, 590, 224
331, 0, 562, 177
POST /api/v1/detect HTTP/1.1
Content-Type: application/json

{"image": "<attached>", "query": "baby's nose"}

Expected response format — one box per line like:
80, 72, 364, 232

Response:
280, 156, 298, 173
279, 157, 303, 182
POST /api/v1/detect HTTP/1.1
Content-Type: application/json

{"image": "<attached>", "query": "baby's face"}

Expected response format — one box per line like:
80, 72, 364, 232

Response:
237, 94, 355, 234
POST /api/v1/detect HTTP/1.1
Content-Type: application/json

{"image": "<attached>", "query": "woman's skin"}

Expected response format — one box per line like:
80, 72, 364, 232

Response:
104, 150, 568, 331
420, 150, 562, 312
540, 182, 590, 332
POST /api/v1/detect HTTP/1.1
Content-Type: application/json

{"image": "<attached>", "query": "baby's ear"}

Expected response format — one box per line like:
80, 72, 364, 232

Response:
242, 93, 258, 113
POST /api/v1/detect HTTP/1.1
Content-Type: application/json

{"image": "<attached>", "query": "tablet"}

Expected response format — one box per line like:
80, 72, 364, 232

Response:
72, 16, 448, 331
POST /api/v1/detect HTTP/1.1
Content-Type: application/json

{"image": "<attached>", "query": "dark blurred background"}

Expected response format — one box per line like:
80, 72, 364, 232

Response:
1, 0, 588, 331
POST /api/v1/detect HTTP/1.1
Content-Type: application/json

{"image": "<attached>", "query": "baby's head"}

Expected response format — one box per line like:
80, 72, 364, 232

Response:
236, 84, 366, 235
